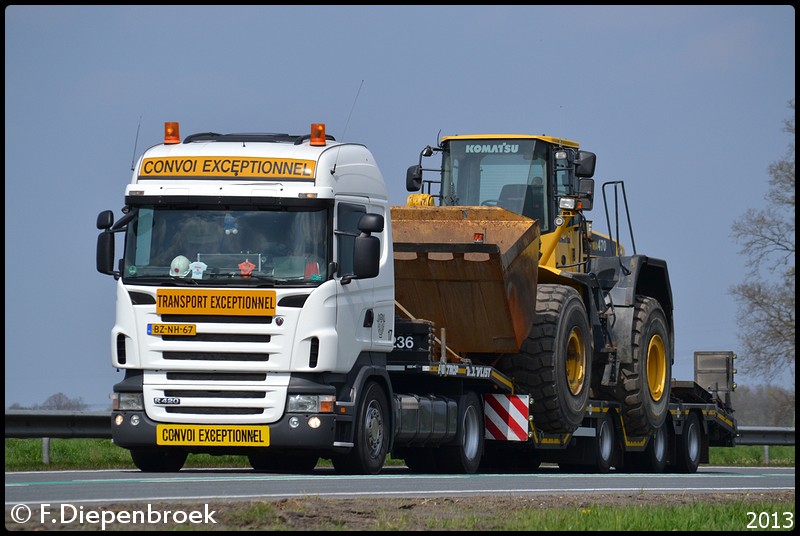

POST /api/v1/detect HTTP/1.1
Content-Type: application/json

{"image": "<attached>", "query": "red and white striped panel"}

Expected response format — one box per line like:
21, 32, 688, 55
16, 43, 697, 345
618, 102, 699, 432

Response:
483, 394, 529, 441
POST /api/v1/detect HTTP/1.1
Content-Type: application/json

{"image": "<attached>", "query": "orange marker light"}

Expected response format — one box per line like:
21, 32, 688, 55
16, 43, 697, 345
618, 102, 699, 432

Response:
310, 123, 326, 146
473, 232, 485, 243
164, 122, 180, 144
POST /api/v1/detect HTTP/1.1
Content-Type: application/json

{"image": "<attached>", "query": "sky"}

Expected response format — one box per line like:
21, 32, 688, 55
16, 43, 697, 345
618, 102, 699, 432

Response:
5, 5, 795, 409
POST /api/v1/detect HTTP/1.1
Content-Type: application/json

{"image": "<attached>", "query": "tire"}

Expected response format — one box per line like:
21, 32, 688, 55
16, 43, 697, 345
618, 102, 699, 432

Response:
593, 413, 615, 473
619, 296, 672, 436
498, 285, 592, 434
248, 452, 319, 473
130, 447, 187, 472
434, 391, 484, 474
332, 381, 390, 475
629, 421, 668, 473
675, 412, 702, 473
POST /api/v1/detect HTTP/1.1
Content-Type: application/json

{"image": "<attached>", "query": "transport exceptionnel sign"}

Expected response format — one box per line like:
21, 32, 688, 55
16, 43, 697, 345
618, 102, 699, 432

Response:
155, 289, 277, 316
139, 156, 317, 180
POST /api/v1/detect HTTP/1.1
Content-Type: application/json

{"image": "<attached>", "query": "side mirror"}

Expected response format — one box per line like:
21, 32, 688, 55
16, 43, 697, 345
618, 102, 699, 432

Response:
96, 231, 116, 275
578, 178, 594, 211
353, 235, 380, 279
406, 165, 422, 192
97, 210, 114, 230
575, 151, 596, 178
358, 212, 384, 233
351, 212, 383, 280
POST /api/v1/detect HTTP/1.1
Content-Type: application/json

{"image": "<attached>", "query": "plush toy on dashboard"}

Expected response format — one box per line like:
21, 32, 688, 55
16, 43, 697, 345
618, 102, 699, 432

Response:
224, 213, 239, 235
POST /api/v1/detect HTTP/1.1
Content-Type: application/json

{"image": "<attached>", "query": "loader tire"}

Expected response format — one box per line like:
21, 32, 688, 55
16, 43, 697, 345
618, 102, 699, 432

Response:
498, 284, 592, 434
619, 296, 672, 437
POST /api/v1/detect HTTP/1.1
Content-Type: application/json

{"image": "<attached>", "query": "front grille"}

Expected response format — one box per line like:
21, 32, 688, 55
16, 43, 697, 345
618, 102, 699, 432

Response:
165, 372, 267, 381
165, 407, 264, 415
163, 390, 266, 398
160, 314, 271, 324
161, 333, 270, 343
163, 352, 269, 361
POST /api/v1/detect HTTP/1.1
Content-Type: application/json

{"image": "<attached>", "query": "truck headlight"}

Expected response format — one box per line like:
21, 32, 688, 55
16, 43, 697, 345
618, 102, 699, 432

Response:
287, 394, 335, 413
112, 392, 144, 411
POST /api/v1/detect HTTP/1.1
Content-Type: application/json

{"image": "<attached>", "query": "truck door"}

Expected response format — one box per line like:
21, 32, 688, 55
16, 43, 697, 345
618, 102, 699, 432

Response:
334, 198, 377, 369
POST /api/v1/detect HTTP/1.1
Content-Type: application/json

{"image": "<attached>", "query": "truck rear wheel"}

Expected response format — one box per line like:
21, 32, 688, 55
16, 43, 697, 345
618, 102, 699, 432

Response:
434, 391, 484, 474
619, 296, 672, 437
498, 284, 591, 434
332, 381, 389, 475
130, 447, 187, 472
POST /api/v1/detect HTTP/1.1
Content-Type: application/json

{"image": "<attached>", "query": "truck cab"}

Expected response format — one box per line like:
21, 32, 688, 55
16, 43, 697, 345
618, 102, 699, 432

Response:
97, 123, 395, 472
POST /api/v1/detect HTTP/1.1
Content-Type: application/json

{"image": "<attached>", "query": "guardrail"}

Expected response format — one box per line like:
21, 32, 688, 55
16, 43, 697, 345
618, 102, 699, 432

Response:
4, 410, 795, 444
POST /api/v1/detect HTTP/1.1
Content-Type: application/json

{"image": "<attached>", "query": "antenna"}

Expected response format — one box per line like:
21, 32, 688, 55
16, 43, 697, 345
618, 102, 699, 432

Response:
130, 116, 142, 172
332, 80, 364, 175
341, 79, 364, 140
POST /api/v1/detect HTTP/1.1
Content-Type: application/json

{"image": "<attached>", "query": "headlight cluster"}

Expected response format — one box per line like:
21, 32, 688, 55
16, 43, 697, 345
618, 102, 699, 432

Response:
112, 392, 144, 411
287, 394, 335, 413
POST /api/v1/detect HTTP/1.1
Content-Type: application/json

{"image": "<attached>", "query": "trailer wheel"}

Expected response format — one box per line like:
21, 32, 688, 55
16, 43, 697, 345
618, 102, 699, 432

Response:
248, 452, 319, 473
628, 421, 668, 472
498, 285, 591, 434
129, 447, 187, 472
332, 381, 389, 475
619, 296, 672, 437
593, 412, 615, 473
676, 412, 702, 473
435, 391, 484, 474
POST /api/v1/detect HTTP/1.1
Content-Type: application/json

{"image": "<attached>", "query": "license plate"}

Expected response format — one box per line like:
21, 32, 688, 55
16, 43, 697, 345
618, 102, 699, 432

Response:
156, 424, 270, 446
147, 323, 196, 336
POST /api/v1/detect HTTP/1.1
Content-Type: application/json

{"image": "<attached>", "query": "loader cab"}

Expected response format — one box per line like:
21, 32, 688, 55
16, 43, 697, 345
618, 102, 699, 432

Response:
406, 135, 595, 235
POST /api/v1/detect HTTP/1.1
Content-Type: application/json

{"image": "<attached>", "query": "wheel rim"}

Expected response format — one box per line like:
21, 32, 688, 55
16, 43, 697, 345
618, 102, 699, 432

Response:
686, 421, 700, 462
463, 405, 480, 460
598, 419, 613, 462
566, 327, 586, 396
364, 400, 385, 458
652, 426, 666, 461
646, 334, 667, 401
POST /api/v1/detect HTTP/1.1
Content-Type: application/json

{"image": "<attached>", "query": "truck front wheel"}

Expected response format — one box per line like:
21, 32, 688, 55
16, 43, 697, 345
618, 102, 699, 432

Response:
130, 447, 187, 472
332, 381, 389, 475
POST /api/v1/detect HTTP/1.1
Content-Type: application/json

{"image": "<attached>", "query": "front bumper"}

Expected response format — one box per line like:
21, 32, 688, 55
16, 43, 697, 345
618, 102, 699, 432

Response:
111, 410, 339, 452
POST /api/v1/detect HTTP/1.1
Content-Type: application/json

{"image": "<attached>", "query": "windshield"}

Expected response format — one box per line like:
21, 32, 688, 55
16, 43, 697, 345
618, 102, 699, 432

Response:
441, 139, 551, 232
122, 205, 329, 286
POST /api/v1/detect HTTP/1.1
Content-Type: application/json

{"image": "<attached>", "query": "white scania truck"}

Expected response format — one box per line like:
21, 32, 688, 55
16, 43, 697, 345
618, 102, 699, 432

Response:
97, 122, 736, 474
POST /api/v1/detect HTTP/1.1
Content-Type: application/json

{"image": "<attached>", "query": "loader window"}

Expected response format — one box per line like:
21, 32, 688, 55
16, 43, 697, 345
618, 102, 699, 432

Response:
442, 138, 550, 231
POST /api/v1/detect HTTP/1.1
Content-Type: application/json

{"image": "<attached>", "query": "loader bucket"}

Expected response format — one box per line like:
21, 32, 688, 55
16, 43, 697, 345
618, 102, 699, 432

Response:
391, 206, 540, 355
